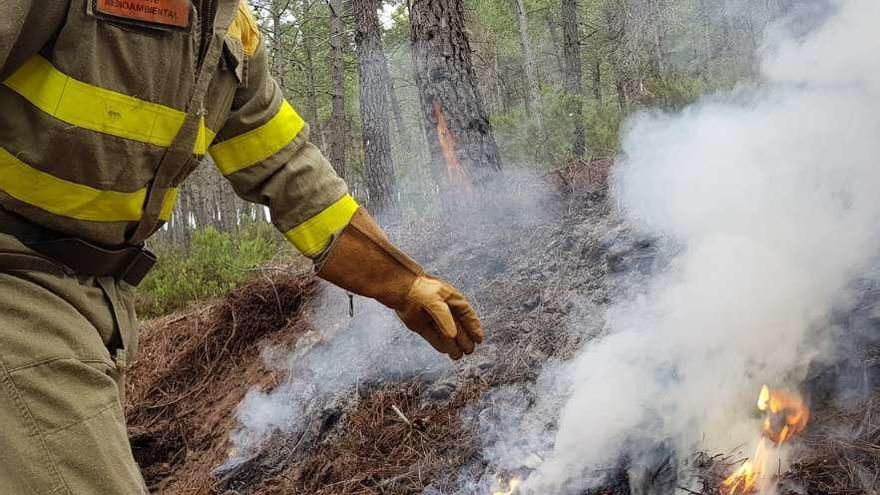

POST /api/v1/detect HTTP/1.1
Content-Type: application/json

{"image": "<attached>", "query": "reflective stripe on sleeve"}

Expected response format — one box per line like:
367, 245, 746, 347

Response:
3, 56, 213, 155
0, 147, 177, 222
284, 194, 359, 257
209, 100, 306, 176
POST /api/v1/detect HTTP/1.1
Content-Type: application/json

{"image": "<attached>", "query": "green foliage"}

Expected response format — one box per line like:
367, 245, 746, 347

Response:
137, 223, 286, 319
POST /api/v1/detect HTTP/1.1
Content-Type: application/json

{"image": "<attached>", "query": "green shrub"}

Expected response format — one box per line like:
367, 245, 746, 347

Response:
137, 223, 288, 318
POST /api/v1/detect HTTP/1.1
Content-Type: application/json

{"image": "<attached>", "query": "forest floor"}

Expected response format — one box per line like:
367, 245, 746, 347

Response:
125, 161, 880, 494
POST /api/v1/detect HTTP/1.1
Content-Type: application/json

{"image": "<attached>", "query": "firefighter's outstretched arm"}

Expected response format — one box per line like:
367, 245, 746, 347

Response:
210, 3, 483, 360
317, 209, 485, 360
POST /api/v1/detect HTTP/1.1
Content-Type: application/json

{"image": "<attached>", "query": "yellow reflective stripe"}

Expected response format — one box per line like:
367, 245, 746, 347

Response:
3, 56, 211, 155
0, 147, 176, 222
196, 124, 218, 156
210, 100, 306, 176
284, 194, 359, 257
159, 188, 180, 221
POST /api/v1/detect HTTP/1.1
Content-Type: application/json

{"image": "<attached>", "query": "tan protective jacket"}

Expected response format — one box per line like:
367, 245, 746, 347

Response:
0, 0, 357, 257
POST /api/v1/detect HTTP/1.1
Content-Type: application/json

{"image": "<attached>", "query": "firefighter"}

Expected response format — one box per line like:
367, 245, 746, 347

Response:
0, 1, 483, 492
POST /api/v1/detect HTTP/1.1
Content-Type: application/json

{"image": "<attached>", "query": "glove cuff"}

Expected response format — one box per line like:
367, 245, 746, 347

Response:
316, 208, 424, 309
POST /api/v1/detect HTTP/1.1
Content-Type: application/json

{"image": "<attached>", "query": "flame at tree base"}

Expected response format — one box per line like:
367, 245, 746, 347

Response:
432, 98, 473, 193
722, 385, 810, 494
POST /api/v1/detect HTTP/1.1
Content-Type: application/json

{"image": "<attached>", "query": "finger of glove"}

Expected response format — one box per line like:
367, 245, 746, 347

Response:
454, 321, 476, 355
398, 310, 462, 360
422, 328, 462, 360
422, 299, 459, 340
447, 292, 484, 344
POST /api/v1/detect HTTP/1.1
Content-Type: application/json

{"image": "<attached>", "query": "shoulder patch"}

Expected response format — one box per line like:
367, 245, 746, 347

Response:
227, 1, 261, 57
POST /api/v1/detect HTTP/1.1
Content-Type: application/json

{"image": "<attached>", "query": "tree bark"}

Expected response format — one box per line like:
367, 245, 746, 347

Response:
543, 9, 564, 79
561, 0, 586, 158
301, 0, 324, 150
327, 0, 348, 178
269, 2, 285, 86
353, 0, 397, 211
381, 54, 410, 151
514, 0, 542, 118
408, 0, 502, 187
651, 0, 667, 79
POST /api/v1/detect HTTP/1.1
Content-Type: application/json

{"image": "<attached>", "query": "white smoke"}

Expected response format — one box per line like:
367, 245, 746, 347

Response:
518, 0, 880, 491
225, 285, 451, 464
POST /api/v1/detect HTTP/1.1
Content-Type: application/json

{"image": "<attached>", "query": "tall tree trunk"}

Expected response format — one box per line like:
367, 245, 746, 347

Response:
327, 0, 348, 178
544, 10, 564, 79
651, 0, 667, 79
514, 0, 542, 118
561, 0, 586, 158
408, 0, 502, 187
169, 188, 190, 247
381, 55, 410, 152
269, 4, 284, 85
188, 165, 211, 229
217, 175, 237, 232
302, 0, 324, 150
353, 0, 397, 211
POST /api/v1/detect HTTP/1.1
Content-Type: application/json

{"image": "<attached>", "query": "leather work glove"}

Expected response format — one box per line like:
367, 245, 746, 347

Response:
317, 209, 484, 359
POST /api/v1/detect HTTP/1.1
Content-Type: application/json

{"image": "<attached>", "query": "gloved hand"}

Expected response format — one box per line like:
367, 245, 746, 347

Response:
317, 208, 483, 359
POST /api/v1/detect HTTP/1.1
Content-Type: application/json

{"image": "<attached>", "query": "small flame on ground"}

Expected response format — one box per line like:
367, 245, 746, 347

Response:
721, 438, 769, 494
492, 477, 522, 495
758, 385, 810, 444
722, 385, 810, 494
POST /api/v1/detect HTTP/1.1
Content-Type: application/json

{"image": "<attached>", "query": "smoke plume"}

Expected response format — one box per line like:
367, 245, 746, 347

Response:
224, 287, 451, 464
512, 0, 880, 491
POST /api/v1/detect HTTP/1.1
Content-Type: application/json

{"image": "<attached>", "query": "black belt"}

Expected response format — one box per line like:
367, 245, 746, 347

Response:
0, 209, 156, 286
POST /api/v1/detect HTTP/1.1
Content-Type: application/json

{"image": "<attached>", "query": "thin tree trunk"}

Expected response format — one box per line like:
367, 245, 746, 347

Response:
544, 10, 564, 79
327, 0, 348, 178
651, 0, 667, 79
562, 0, 586, 158
301, 0, 324, 150
381, 55, 410, 151
514, 0, 542, 119
189, 166, 211, 230
408, 0, 502, 187
269, 5, 284, 85
217, 176, 237, 232
353, 0, 397, 211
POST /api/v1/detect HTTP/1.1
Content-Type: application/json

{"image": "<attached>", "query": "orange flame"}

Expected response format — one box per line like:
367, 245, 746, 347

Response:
492, 477, 521, 495
722, 438, 769, 494
722, 385, 810, 494
432, 98, 472, 192
758, 385, 810, 444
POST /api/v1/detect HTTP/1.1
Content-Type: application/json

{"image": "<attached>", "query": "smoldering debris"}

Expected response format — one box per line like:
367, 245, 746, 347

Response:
478, 1, 880, 493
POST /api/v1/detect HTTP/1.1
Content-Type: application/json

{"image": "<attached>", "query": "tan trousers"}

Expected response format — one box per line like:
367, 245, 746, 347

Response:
0, 234, 147, 494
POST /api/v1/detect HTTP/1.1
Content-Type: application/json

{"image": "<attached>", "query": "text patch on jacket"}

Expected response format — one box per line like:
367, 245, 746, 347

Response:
95, 0, 191, 28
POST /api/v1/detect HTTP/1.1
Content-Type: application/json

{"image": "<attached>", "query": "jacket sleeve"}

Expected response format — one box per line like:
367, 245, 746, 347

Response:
1, 1, 70, 79
208, 3, 354, 259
